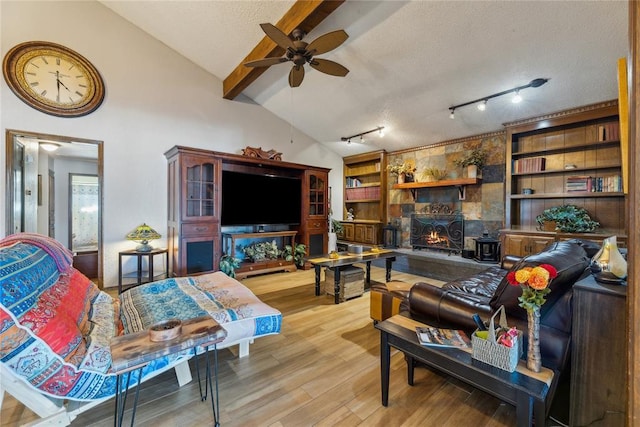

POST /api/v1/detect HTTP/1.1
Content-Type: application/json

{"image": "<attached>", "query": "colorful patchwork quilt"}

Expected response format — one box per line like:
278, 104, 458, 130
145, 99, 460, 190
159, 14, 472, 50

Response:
0, 235, 282, 402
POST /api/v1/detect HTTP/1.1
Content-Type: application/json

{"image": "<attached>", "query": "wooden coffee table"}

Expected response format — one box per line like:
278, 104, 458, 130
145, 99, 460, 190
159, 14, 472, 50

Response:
307, 250, 397, 304
375, 313, 558, 427
110, 316, 227, 427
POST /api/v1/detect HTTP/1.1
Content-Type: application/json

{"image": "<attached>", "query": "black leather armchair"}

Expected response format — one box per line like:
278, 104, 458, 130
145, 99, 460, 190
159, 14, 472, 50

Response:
408, 240, 593, 372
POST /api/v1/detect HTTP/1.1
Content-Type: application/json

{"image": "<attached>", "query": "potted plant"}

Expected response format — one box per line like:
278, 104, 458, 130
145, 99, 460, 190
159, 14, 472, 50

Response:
421, 168, 447, 182
219, 254, 241, 278
455, 148, 487, 178
281, 243, 307, 268
535, 205, 600, 232
386, 160, 416, 183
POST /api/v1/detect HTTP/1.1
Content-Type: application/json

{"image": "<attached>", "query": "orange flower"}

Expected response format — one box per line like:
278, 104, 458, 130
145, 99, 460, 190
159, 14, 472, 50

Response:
506, 264, 558, 310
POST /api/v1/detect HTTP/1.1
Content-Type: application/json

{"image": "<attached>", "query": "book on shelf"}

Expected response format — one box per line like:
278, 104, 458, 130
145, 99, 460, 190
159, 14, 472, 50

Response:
513, 157, 545, 173
415, 326, 471, 348
597, 122, 620, 142
565, 175, 622, 193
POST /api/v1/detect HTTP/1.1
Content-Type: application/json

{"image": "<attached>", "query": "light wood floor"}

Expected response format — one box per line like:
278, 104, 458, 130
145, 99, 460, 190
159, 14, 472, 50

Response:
2, 266, 527, 427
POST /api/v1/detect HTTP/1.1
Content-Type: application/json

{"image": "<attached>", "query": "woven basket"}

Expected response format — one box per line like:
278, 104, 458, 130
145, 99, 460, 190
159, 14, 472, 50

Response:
471, 306, 523, 372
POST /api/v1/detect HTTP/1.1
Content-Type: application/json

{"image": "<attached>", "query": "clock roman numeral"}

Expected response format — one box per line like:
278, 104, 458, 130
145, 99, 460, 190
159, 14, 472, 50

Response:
75, 75, 83, 79
78, 84, 87, 88
26, 72, 36, 76
68, 65, 75, 71
75, 91, 83, 97
41, 57, 48, 65
68, 96, 74, 103
41, 90, 47, 96
30, 81, 39, 87
56, 58, 60, 66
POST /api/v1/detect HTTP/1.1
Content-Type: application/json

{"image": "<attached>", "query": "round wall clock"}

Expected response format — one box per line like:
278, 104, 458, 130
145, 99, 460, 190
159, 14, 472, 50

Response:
3, 41, 105, 117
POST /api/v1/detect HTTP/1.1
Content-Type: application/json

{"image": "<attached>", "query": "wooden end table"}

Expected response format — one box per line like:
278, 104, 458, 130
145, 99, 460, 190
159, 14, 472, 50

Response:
110, 316, 226, 427
307, 250, 397, 304
375, 313, 558, 427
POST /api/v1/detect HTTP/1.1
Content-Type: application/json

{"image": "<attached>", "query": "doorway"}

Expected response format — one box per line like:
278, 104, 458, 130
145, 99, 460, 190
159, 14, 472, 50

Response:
5, 129, 104, 287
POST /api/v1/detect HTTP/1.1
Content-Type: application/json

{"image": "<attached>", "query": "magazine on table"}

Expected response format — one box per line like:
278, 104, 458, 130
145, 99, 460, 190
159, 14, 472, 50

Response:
415, 326, 471, 348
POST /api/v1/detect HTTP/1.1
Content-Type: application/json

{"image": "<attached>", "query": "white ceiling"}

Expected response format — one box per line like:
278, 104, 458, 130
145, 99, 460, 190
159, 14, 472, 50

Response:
99, 0, 628, 158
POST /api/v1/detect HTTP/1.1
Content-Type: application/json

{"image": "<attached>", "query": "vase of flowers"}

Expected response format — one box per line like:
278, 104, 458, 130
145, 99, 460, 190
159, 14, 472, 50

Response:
387, 160, 416, 183
506, 263, 558, 372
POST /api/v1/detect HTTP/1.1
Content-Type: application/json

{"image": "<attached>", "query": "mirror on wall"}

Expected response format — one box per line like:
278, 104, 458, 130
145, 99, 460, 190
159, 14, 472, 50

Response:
5, 129, 104, 287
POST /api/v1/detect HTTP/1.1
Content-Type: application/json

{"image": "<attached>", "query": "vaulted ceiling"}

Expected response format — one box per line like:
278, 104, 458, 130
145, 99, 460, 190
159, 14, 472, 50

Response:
100, 1, 628, 157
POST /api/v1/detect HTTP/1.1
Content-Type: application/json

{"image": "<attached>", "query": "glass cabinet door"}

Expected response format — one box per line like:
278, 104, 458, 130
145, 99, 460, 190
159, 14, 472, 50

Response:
308, 174, 325, 217
185, 160, 215, 218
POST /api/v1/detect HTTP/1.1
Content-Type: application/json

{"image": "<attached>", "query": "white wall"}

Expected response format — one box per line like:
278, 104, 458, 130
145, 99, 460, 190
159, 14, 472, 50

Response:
1, 1, 344, 286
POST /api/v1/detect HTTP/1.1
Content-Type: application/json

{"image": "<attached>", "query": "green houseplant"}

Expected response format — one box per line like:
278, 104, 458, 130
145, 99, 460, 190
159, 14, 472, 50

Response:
219, 254, 241, 278
281, 243, 307, 268
535, 205, 600, 233
455, 148, 488, 169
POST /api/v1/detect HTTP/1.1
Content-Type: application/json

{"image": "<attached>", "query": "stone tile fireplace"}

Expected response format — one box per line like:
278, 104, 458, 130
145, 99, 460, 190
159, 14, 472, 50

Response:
410, 204, 464, 255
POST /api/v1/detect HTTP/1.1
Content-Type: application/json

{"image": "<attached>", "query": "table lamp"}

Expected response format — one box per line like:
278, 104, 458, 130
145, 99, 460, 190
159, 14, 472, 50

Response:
126, 223, 161, 252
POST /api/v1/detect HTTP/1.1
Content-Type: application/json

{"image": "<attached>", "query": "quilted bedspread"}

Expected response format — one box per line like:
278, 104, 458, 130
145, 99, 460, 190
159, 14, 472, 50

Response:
120, 271, 282, 348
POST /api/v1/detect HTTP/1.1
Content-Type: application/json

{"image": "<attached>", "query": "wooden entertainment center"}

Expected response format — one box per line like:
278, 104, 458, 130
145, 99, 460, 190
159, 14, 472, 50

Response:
164, 146, 330, 277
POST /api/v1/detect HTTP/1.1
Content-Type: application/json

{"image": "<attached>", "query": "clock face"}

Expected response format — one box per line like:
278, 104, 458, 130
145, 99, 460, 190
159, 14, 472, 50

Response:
3, 41, 105, 117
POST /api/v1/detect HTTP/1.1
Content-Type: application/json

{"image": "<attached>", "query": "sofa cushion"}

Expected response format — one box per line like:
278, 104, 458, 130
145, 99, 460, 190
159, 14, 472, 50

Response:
489, 240, 589, 320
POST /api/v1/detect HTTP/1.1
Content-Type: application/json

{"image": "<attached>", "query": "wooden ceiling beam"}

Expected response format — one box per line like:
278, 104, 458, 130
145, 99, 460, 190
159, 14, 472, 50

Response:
222, 0, 345, 100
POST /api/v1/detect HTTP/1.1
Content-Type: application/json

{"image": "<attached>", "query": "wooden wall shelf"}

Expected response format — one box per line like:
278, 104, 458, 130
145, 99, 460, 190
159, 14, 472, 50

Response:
393, 177, 480, 200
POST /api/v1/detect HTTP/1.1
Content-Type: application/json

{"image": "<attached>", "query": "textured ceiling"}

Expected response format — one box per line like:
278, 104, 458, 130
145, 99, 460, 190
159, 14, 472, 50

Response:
100, 1, 628, 158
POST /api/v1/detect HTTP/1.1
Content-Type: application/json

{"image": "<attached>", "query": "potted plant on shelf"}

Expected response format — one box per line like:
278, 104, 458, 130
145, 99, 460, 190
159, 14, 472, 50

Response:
421, 168, 447, 182
535, 205, 600, 232
387, 160, 416, 183
455, 148, 487, 178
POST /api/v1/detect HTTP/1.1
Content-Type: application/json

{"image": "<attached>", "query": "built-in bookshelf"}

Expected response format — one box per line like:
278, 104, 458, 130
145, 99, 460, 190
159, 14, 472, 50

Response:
340, 150, 387, 245
501, 101, 626, 256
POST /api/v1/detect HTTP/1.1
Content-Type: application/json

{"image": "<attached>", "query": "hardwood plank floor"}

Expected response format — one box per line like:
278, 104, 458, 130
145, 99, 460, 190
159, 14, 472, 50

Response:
2, 266, 530, 426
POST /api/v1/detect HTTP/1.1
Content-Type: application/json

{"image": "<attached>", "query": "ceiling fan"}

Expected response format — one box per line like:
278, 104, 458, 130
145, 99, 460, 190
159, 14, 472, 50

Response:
244, 23, 349, 88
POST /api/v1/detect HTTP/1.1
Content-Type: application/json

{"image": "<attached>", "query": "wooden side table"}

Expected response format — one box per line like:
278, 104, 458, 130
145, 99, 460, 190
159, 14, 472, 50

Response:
118, 248, 168, 294
110, 315, 226, 427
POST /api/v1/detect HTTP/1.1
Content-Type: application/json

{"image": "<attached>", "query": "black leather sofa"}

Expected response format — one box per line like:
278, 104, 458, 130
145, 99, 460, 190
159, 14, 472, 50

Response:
407, 239, 595, 372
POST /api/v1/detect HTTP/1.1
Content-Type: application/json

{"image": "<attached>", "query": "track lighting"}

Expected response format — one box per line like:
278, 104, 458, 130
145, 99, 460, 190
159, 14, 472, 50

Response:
512, 90, 522, 103
341, 126, 385, 144
448, 78, 548, 118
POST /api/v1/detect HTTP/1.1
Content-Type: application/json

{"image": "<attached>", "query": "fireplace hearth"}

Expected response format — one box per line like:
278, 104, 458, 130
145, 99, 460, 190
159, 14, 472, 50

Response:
411, 204, 464, 255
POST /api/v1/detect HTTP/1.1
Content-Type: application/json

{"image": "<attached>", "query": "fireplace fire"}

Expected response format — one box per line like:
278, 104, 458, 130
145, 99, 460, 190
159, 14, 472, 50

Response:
411, 204, 464, 255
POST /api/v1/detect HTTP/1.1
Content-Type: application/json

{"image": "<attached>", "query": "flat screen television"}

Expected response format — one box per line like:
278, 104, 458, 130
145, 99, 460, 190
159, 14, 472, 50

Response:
221, 170, 302, 226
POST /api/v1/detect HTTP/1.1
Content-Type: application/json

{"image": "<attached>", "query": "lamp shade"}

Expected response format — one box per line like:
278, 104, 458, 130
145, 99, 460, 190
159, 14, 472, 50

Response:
126, 223, 161, 252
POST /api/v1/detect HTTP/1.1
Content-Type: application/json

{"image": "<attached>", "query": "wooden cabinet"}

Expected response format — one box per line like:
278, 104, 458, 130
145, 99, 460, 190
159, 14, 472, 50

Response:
300, 170, 329, 257
501, 232, 555, 257
503, 101, 626, 247
166, 146, 330, 276
500, 229, 627, 258
570, 275, 627, 426
341, 150, 386, 245
166, 148, 221, 277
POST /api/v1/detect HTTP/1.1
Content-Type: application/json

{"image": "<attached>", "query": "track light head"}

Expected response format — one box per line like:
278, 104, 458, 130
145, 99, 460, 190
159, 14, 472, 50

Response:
449, 109, 455, 119
477, 100, 487, 111
529, 78, 548, 88
512, 90, 522, 103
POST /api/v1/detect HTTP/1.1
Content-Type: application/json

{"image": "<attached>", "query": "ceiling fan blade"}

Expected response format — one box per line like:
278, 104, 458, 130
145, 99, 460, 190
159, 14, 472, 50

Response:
260, 23, 295, 50
244, 57, 289, 68
289, 65, 305, 88
309, 59, 349, 77
306, 30, 348, 55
